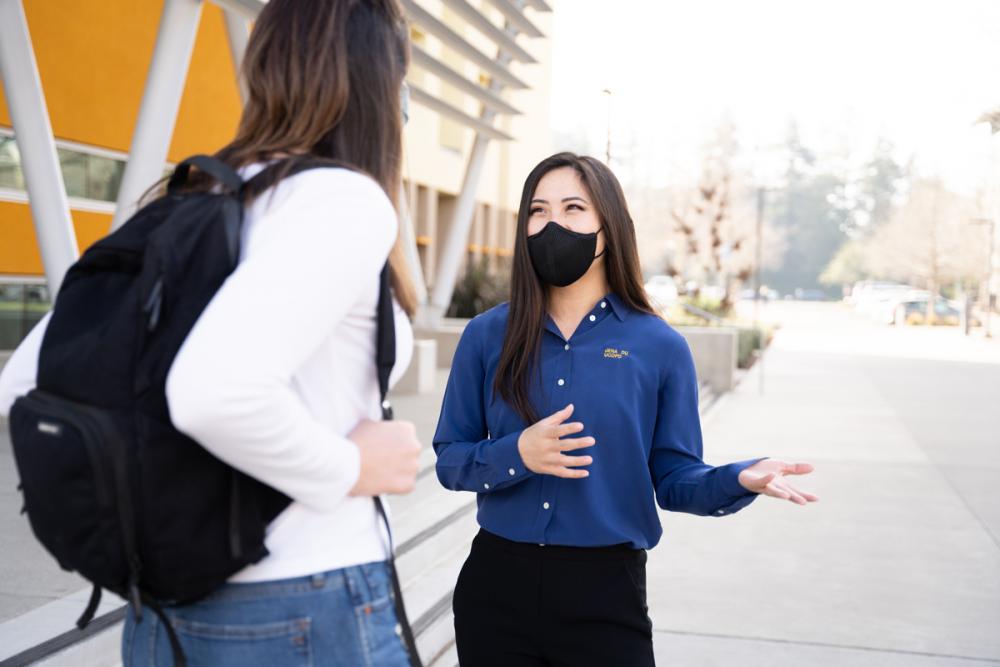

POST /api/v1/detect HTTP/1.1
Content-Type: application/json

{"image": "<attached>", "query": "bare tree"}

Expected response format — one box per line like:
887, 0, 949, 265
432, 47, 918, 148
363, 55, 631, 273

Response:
864, 179, 984, 321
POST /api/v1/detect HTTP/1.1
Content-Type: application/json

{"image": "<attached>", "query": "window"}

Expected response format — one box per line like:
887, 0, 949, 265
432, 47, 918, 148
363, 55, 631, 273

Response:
0, 133, 126, 203
0, 280, 50, 350
0, 136, 24, 191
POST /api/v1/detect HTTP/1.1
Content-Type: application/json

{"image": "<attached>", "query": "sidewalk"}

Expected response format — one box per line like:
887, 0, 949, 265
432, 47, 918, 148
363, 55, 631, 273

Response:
2, 303, 998, 665
648, 303, 1000, 666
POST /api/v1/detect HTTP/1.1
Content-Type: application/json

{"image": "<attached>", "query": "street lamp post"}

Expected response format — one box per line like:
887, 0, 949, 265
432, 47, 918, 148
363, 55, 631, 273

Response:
974, 107, 1000, 338
754, 186, 766, 394
970, 217, 996, 338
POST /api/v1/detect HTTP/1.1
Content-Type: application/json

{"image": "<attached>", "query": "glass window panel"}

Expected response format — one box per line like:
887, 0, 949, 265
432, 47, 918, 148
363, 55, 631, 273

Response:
58, 148, 88, 199
0, 136, 24, 190
86, 153, 125, 202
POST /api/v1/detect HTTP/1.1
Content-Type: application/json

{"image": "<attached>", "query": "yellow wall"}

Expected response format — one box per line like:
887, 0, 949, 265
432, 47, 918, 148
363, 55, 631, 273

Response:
0, 201, 111, 275
0, 0, 243, 276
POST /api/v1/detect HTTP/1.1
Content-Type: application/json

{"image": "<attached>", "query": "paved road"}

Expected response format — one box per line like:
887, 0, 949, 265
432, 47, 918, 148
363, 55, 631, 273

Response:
2, 301, 998, 667
650, 301, 1000, 666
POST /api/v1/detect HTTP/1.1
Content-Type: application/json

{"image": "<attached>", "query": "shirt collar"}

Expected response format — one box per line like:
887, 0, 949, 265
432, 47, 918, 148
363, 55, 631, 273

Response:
542, 292, 630, 340
604, 292, 629, 322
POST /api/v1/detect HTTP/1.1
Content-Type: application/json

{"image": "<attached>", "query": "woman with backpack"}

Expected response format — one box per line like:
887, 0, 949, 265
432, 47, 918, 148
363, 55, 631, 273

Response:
0, 1, 422, 665
433, 152, 818, 666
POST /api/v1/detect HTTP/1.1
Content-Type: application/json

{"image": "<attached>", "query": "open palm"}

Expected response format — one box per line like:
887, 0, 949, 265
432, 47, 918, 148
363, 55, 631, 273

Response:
738, 459, 818, 505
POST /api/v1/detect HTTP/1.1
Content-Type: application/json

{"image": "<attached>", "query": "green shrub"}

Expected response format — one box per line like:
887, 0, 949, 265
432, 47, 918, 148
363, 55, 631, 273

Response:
447, 257, 510, 318
737, 327, 763, 369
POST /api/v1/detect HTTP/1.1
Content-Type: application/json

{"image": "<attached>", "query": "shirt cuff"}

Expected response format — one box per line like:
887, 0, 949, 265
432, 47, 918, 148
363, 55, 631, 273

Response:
713, 457, 768, 516
477, 429, 532, 491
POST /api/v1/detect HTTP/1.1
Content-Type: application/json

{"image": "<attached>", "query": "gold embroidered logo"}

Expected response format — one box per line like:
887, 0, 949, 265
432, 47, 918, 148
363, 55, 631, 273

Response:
603, 347, 629, 359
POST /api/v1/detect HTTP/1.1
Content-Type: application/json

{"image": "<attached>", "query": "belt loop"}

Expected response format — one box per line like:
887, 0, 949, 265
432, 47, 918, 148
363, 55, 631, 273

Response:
343, 565, 362, 605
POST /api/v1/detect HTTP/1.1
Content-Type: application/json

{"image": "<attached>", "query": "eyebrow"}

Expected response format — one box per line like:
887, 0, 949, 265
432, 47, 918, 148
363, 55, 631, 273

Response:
530, 196, 589, 205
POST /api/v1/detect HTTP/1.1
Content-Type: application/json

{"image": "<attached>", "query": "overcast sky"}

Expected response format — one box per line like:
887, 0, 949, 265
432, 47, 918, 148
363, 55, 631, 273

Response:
548, 0, 1000, 195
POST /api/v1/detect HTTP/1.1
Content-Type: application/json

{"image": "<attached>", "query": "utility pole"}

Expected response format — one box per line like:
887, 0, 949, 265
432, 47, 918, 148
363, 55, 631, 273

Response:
754, 186, 766, 394
970, 217, 995, 338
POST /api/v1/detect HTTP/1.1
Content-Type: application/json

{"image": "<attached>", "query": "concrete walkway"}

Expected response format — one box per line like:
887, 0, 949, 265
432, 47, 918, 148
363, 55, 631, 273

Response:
2, 302, 998, 666
649, 302, 1000, 666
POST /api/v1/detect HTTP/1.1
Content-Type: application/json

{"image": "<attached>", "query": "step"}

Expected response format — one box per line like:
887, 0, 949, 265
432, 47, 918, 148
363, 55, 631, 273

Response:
428, 640, 459, 667
400, 535, 472, 664
3, 379, 723, 664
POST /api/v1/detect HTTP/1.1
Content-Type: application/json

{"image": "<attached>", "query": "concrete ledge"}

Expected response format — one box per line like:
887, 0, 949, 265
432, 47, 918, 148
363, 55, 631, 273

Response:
396, 339, 438, 395
676, 326, 738, 393
415, 319, 469, 369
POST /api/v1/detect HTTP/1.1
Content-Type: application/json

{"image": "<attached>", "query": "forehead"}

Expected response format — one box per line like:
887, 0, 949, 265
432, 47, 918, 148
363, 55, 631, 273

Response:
532, 166, 589, 201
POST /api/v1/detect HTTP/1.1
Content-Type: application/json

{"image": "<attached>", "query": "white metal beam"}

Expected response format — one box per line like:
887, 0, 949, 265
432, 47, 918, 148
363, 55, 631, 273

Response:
482, 0, 545, 38
438, 0, 536, 63
425, 16, 522, 323
407, 84, 513, 141
111, 0, 203, 230
210, 0, 265, 19
410, 44, 521, 116
0, 0, 78, 295
222, 8, 250, 104
397, 182, 428, 304
401, 0, 528, 90
523, 0, 552, 12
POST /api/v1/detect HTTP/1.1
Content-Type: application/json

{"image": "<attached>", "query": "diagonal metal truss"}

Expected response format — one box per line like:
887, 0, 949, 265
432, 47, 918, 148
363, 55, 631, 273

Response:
1, 0, 550, 314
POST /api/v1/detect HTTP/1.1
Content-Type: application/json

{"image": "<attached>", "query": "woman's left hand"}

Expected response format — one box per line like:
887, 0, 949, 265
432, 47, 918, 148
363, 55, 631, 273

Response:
738, 459, 818, 506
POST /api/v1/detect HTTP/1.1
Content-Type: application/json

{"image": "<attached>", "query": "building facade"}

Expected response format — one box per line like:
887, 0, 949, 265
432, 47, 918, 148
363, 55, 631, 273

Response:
0, 0, 553, 346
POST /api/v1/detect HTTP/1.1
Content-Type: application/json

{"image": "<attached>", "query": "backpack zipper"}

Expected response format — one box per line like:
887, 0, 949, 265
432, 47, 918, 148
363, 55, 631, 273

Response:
143, 277, 164, 332
22, 392, 113, 509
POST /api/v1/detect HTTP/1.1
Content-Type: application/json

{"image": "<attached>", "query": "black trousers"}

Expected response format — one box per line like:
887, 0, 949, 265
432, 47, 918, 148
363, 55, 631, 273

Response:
453, 529, 654, 667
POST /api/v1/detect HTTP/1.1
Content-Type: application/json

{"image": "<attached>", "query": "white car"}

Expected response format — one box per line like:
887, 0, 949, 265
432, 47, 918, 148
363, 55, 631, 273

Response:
644, 275, 679, 310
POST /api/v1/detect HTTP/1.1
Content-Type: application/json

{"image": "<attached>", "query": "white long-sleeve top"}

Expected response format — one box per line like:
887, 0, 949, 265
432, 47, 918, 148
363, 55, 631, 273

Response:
0, 166, 413, 582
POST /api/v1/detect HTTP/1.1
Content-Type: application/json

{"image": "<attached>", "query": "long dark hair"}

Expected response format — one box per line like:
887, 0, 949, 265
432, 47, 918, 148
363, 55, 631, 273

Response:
215, 0, 416, 314
494, 153, 656, 424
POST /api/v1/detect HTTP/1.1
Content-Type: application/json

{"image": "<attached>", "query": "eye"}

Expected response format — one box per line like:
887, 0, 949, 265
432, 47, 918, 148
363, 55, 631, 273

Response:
567, 204, 584, 212
529, 207, 545, 215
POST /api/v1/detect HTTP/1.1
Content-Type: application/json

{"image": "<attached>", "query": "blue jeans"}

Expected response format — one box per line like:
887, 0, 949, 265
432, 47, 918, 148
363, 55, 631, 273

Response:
122, 561, 411, 666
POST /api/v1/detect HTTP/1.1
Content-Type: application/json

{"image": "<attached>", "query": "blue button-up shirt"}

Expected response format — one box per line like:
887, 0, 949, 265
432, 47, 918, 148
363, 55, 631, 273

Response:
433, 293, 763, 549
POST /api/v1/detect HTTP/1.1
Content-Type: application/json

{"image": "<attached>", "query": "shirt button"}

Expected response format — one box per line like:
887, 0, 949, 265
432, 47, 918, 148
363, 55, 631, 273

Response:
716, 509, 725, 515
588, 314, 596, 322
543, 502, 550, 510
484, 483, 490, 489
564, 343, 570, 351
508, 468, 516, 476
557, 378, 565, 386
601, 301, 607, 308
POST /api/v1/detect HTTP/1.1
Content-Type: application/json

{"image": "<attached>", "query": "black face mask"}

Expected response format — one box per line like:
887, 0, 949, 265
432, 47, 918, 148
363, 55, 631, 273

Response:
527, 221, 604, 287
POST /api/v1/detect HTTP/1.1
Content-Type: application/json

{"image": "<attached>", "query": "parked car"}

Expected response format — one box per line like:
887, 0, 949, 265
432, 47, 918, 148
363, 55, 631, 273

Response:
892, 298, 967, 326
644, 275, 679, 309
793, 288, 828, 301
739, 288, 780, 301
852, 282, 914, 319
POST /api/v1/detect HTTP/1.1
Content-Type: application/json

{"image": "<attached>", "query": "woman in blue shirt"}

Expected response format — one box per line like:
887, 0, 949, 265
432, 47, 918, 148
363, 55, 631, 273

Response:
434, 152, 817, 666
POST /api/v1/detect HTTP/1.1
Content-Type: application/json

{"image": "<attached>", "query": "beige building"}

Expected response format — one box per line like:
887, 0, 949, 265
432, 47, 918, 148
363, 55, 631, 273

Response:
400, 0, 554, 319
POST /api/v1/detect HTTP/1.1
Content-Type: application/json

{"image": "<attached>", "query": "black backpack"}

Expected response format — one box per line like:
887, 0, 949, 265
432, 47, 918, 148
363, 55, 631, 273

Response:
7, 156, 421, 666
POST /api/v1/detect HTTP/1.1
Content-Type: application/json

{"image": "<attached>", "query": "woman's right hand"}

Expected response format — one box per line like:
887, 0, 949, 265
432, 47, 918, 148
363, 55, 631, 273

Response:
348, 419, 422, 496
517, 404, 595, 478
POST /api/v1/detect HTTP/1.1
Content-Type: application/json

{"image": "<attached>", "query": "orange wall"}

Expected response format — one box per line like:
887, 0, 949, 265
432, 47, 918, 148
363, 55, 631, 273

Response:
0, 0, 244, 276
0, 201, 111, 276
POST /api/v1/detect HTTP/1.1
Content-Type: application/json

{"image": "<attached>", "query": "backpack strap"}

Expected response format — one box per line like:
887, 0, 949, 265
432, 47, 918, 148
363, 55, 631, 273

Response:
167, 155, 243, 194
239, 155, 354, 203
374, 264, 423, 667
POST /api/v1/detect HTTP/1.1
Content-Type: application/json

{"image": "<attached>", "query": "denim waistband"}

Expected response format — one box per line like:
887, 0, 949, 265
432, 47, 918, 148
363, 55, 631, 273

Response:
474, 529, 643, 562
182, 560, 390, 605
